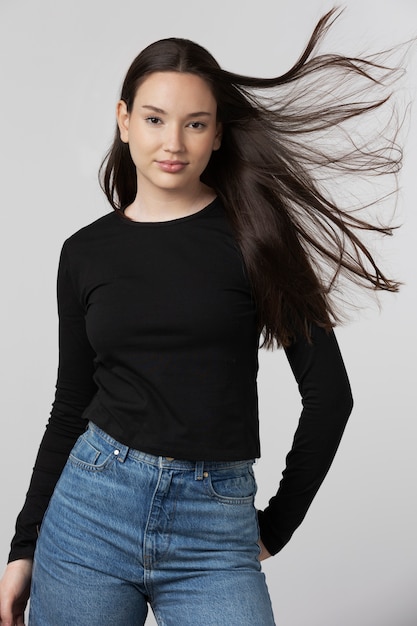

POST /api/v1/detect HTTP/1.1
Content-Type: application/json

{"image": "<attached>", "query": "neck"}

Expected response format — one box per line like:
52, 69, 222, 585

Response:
124, 183, 216, 223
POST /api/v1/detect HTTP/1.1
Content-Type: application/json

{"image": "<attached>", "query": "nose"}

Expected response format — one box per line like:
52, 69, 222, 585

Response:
163, 124, 185, 153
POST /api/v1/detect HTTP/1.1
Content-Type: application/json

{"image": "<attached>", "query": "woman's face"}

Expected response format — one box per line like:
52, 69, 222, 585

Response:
117, 71, 222, 198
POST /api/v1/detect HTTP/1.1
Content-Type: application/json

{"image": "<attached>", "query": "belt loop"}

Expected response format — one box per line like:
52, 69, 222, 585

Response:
195, 461, 204, 481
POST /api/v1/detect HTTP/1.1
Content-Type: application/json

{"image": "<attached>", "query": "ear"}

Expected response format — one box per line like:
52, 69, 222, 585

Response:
116, 100, 130, 143
213, 122, 222, 151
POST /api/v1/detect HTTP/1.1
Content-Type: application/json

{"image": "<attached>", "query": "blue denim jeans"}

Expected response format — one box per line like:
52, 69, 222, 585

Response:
29, 422, 276, 625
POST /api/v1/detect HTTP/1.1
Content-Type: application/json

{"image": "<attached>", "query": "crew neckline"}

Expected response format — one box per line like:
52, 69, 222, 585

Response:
116, 197, 220, 227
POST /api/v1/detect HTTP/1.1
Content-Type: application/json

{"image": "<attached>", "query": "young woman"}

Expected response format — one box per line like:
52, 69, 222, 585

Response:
0, 9, 405, 626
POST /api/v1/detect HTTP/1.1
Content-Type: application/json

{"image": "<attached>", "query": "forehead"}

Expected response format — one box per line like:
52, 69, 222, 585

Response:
134, 71, 216, 110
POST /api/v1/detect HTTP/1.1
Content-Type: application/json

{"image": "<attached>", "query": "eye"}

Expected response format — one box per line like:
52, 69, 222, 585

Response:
145, 116, 162, 125
188, 121, 206, 129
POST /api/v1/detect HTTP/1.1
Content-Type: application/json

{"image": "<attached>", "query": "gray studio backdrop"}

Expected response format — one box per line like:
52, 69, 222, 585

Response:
0, 1, 416, 624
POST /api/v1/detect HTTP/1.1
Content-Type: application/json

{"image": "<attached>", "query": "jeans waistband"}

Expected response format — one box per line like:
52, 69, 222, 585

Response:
87, 421, 254, 474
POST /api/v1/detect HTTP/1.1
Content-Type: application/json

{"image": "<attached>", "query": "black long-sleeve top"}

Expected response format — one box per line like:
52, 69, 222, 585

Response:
9, 198, 353, 561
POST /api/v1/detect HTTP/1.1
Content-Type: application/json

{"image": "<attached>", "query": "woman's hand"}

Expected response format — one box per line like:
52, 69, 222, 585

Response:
258, 538, 272, 561
0, 559, 32, 626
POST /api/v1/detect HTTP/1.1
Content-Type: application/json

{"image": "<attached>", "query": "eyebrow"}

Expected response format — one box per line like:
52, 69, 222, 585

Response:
141, 105, 212, 117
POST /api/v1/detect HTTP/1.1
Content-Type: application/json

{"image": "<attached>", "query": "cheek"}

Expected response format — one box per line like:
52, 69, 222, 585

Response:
195, 136, 218, 161
128, 132, 154, 158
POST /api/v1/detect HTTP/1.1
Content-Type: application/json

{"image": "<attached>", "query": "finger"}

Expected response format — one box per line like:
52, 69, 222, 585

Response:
0, 603, 13, 626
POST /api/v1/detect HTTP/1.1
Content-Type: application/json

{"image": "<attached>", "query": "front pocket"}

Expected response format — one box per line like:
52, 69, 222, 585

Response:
68, 433, 118, 471
204, 465, 257, 504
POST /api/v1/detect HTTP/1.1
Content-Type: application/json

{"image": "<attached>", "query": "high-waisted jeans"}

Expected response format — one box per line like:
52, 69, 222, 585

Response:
29, 422, 276, 625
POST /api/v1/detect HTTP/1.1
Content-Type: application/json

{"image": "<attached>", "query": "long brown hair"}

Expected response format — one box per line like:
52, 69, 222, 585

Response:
100, 8, 407, 347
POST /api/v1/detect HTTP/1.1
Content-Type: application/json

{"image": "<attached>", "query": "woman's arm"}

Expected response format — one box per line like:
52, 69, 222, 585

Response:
258, 324, 353, 556
7, 243, 97, 563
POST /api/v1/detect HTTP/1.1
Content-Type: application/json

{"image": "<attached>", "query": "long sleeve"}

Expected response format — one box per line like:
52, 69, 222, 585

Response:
8, 244, 97, 562
258, 324, 353, 555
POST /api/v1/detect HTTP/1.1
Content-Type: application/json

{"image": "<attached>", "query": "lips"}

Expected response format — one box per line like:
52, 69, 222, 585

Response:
156, 160, 188, 173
